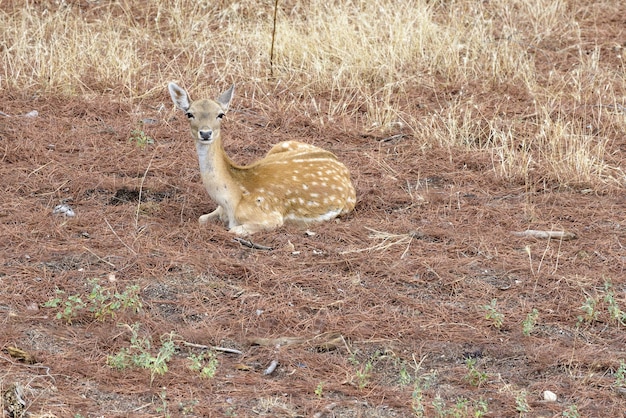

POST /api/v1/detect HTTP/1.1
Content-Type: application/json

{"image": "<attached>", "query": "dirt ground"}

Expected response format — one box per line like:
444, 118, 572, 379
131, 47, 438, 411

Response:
2, 7, 626, 418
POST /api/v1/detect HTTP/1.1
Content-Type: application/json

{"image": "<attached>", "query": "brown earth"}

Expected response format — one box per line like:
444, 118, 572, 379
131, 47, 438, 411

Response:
2, 6, 626, 418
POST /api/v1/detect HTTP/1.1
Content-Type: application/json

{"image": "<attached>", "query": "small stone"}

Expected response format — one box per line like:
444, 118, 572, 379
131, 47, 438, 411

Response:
543, 390, 557, 402
53, 204, 75, 217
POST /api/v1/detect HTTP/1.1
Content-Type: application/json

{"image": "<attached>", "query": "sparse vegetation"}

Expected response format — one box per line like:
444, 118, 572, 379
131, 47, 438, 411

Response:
577, 280, 626, 326
482, 299, 504, 329
411, 383, 425, 417
464, 358, 488, 387
129, 127, 155, 147
155, 387, 172, 418
107, 324, 176, 384
522, 308, 539, 336
515, 390, 530, 415
187, 351, 219, 379
314, 382, 324, 398
349, 350, 380, 389
43, 279, 142, 323
43, 290, 87, 324
563, 404, 581, 418
433, 395, 489, 418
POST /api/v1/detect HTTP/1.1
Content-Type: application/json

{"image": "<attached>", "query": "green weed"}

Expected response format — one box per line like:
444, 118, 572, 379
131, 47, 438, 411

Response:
155, 387, 171, 418
522, 308, 539, 336
577, 281, 626, 326
187, 351, 218, 379
411, 383, 425, 417
107, 324, 176, 384
482, 299, 504, 329
433, 395, 488, 417
348, 350, 380, 389
129, 128, 154, 147
314, 381, 324, 398
43, 290, 86, 324
562, 404, 580, 418
464, 358, 488, 387
515, 390, 530, 414
43, 279, 142, 323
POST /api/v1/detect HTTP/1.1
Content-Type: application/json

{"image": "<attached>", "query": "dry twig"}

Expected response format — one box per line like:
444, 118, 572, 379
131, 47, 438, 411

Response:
233, 237, 274, 250
512, 229, 577, 240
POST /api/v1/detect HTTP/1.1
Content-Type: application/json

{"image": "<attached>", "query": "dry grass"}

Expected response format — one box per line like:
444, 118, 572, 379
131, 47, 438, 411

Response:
2, 0, 625, 192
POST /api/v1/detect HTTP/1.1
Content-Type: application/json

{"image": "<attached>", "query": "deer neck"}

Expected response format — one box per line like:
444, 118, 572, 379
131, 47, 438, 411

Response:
195, 138, 241, 211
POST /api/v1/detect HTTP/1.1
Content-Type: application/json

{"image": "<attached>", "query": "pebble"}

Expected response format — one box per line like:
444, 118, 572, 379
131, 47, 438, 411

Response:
543, 390, 557, 402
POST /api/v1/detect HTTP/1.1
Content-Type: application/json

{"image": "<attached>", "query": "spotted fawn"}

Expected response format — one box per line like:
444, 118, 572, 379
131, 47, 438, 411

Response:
168, 82, 356, 235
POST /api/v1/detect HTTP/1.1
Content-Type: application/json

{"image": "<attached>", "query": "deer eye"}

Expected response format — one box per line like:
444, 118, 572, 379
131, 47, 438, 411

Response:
185, 112, 194, 119
217, 112, 225, 119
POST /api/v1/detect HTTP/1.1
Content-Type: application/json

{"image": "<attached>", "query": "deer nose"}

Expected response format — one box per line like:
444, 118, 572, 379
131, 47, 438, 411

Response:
198, 129, 213, 141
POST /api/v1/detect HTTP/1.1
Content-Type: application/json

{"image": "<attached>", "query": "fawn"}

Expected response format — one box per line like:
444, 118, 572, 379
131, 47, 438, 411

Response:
168, 82, 356, 236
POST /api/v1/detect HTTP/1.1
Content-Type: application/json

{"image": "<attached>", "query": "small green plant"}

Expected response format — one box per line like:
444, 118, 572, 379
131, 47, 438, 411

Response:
433, 395, 446, 417
464, 358, 488, 387
482, 298, 504, 329
515, 390, 530, 414
432, 395, 488, 418
43, 279, 142, 323
178, 399, 198, 415
107, 324, 176, 383
87, 278, 142, 320
314, 381, 324, 398
155, 387, 171, 418
452, 398, 470, 417
562, 404, 580, 418
411, 383, 425, 417
129, 127, 154, 147
411, 372, 439, 417
356, 359, 374, 389
187, 351, 218, 379
399, 362, 412, 386
522, 308, 539, 336
474, 399, 489, 417
577, 281, 626, 326
578, 293, 599, 324
43, 290, 86, 323
348, 350, 380, 389
603, 281, 626, 325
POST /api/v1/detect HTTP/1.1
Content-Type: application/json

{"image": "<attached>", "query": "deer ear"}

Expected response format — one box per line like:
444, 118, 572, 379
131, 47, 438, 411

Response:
168, 82, 191, 111
216, 85, 235, 112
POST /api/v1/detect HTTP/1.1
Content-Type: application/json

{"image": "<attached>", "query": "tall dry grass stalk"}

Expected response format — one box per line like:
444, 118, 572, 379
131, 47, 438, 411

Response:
0, 0, 623, 189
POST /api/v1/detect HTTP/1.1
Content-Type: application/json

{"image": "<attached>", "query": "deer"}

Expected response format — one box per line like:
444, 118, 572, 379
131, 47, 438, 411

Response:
168, 82, 356, 236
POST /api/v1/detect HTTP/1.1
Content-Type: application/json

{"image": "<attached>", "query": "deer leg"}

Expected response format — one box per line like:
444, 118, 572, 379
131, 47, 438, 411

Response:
199, 206, 226, 225
229, 212, 284, 236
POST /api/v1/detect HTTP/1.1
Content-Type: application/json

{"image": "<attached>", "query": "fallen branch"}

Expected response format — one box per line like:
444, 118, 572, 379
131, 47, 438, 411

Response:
233, 237, 273, 250
181, 341, 243, 355
512, 229, 577, 240
263, 359, 279, 376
